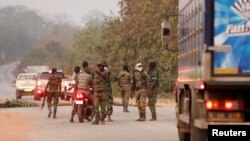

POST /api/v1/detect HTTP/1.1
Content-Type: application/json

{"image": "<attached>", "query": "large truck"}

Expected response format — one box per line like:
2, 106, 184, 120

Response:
24, 65, 49, 73
163, 0, 250, 141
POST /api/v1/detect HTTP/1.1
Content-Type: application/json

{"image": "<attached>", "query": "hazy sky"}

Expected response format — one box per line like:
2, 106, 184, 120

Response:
0, 0, 121, 25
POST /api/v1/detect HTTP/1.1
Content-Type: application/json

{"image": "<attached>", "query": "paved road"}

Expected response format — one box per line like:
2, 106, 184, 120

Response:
0, 62, 179, 141
0, 61, 20, 99
3, 106, 178, 141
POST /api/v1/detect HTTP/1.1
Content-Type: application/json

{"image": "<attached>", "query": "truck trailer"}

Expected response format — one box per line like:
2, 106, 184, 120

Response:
163, 0, 250, 141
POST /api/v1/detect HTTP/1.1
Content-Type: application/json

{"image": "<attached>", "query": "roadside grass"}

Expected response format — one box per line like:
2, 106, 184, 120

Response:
0, 99, 38, 108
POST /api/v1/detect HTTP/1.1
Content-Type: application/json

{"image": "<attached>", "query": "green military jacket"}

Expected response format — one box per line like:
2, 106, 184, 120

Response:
147, 69, 159, 91
47, 75, 61, 92
132, 71, 147, 90
77, 71, 93, 90
118, 70, 131, 88
93, 69, 110, 92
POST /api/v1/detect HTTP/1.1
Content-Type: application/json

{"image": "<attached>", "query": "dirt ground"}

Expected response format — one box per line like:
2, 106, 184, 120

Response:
57, 97, 176, 108
113, 97, 176, 108
0, 97, 176, 141
0, 111, 33, 141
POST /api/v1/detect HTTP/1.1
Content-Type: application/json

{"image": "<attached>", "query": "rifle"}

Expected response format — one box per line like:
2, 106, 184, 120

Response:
41, 91, 47, 111
95, 70, 112, 94
95, 70, 109, 83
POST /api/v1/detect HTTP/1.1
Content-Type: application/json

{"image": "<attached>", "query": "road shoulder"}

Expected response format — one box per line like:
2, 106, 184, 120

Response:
0, 111, 33, 141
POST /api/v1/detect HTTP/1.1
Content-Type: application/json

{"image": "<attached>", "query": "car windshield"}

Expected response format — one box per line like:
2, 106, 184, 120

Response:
18, 74, 37, 80
39, 72, 50, 80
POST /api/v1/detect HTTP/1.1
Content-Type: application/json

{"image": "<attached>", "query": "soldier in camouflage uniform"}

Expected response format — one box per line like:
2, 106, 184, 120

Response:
92, 62, 109, 125
132, 63, 147, 121
44, 68, 62, 119
70, 62, 93, 122
103, 60, 113, 122
147, 61, 159, 121
118, 64, 131, 112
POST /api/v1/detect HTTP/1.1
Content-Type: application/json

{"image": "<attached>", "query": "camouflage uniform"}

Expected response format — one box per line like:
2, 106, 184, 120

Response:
132, 70, 147, 121
147, 69, 159, 121
77, 71, 93, 90
70, 71, 93, 122
105, 67, 113, 116
46, 74, 61, 118
77, 70, 93, 102
93, 69, 109, 124
118, 70, 131, 112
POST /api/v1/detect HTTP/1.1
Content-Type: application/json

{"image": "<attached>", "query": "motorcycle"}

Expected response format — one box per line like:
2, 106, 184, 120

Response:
72, 89, 95, 122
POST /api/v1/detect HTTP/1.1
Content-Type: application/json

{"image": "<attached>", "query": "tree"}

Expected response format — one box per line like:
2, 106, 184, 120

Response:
73, 0, 178, 93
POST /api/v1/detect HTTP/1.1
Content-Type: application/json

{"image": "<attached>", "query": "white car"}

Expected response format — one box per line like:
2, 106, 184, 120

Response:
62, 76, 75, 101
15, 73, 37, 99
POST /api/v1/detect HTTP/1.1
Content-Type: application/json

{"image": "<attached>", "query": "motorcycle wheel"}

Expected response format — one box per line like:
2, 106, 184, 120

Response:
77, 104, 84, 123
85, 108, 95, 121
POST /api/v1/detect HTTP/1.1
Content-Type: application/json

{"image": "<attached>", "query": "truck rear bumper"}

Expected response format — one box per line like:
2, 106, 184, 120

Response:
195, 119, 250, 129
178, 114, 250, 129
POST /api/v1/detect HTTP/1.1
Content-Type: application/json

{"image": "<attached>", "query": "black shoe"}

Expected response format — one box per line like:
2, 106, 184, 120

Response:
48, 111, 52, 118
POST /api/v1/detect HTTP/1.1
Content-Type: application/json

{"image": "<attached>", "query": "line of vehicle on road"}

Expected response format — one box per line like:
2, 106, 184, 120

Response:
12, 65, 75, 101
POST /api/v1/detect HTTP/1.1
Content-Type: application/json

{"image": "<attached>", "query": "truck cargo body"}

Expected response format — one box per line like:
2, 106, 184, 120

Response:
175, 0, 250, 141
24, 65, 49, 73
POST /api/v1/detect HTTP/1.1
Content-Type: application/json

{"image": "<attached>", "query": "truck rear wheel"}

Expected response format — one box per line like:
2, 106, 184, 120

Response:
190, 88, 207, 141
178, 129, 190, 141
191, 127, 207, 141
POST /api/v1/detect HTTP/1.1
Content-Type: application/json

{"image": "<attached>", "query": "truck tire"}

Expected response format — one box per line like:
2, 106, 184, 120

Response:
190, 88, 207, 141
178, 129, 190, 141
16, 90, 22, 99
77, 104, 84, 123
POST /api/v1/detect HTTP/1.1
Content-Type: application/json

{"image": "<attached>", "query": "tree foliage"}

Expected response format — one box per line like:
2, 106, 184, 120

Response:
0, 5, 77, 74
73, 0, 178, 93
0, 6, 46, 62
4, 1, 178, 94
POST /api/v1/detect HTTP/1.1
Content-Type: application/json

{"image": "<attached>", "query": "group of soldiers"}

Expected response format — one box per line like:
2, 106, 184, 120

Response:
118, 61, 159, 121
43, 60, 159, 124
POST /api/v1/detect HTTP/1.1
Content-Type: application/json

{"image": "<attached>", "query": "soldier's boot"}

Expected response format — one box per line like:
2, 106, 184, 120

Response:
123, 106, 126, 112
92, 113, 100, 125
70, 113, 74, 122
107, 115, 113, 122
101, 114, 107, 124
124, 106, 129, 113
135, 113, 143, 121
149, 113, 157, 121
53, 110, 57, 119
139, 113, 146, 121
48, 109, 52, 118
